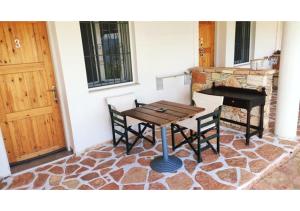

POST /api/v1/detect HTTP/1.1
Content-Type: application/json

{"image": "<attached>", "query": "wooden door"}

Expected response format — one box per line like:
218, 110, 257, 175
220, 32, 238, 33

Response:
0, 22, 66, 164
199, 21, 215, 67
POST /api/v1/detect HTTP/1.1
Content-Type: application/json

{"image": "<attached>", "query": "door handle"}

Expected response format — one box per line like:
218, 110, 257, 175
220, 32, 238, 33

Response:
48, 85, 58, 102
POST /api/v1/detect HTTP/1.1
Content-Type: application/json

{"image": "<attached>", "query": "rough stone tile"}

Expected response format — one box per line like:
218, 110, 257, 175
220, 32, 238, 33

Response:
232, 139, 256, 150
149, 182, 167, 190
101, 146, 114, 151
0, 181, 7, 190
198, 149, 219, 163
130, 147, 144, 154
148, 170, 164, 183
75, 166, 89, 174
9, 172, 35, 189
100, 183, 119, 190
35, 164, 53, 172
81, 172, 99, 181
65, 164, 80, 175
183, 159, 197, 174
123, 184, 145, 190
225, 157, 247, 168
241, 151, 258, 159
255, 144, 285, 161
139, 150, 157, 157
100, 168, 112, 176
89, 178, 106, 189
216, 168, 238, 184
115, 155, 136, 167
195, 171, 235, 190
49, 175, 62, 186
239, 169, 255, 186
249, 159, 269, 173
87, 151, 112, 159
49, 166, 64, 175
62, 179, 80, 189
166, 172, 193, 190
113, 146, 126, 155
109, 168, 124, 182
51, 186, 66, 190
33, 173, 49, 189
78, 184, 93, 190
200, 162, 223, 172
220, 146, 241, 158
220, 134, 234, 144
121, 167, 148, 184
175, 149, 190, 158
93, 160, 116, 170
137, 157, 151, 166
66, 156, 81, 164
80, 158, 96, 168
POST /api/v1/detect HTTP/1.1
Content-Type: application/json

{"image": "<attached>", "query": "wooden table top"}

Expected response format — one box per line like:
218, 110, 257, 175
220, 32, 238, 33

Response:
122, 100, 205, 126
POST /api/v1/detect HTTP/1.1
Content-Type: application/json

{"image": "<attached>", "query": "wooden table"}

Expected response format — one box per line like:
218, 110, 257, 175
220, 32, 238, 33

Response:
200, 83, 266, 145
122, 100, 204, 173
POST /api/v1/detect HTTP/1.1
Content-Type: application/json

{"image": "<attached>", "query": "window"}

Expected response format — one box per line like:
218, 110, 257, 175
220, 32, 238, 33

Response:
234, 21, 251, 64
80, 21, 133, 88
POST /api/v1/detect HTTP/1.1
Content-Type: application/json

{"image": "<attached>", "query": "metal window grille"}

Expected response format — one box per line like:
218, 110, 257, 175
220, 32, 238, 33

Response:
234, 21, 251, 64
80, 21, 133, 88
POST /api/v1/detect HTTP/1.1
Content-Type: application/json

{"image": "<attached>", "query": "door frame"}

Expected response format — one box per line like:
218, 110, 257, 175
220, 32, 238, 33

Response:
0, 22, 74, 177
46, 22, 74, 152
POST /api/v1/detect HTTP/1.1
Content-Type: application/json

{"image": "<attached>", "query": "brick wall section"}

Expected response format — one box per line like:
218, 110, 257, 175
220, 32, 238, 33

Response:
189, 67, 276, 131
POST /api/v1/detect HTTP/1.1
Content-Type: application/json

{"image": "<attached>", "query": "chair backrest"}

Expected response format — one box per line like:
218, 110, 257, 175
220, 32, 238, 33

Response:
192, 92, 224, 115
106, 93, 136, 112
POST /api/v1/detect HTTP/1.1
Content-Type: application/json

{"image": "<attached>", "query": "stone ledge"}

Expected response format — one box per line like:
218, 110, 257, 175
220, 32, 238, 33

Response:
189, 67, 276, 76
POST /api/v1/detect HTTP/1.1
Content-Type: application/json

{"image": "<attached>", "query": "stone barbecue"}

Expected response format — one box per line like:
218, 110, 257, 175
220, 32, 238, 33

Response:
189, 67, 276, 132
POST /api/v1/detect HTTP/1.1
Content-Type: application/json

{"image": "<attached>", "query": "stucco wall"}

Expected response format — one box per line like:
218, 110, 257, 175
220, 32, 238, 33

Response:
215, 21, 282, 67
48, 21, 198, 154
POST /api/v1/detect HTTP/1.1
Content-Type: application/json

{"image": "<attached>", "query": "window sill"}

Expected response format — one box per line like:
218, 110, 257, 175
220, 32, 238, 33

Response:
88, 82, 140, 93
233, 62, 250, 67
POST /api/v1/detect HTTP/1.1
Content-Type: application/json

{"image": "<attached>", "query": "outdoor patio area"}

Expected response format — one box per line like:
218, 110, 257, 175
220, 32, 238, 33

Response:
0, 90, 299, 190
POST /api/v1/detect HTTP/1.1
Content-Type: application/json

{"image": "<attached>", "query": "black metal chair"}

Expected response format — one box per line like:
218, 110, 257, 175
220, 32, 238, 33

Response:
107, 94, 155, 154
171, 92, 223, 163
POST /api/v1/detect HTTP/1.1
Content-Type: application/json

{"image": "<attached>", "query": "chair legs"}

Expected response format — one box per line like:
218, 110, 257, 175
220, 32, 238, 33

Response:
171, 124, 175, 151
171, 124, 220, 163
197, 136, 202, 163
152, 124, 156, 144
112, 123, 156, 155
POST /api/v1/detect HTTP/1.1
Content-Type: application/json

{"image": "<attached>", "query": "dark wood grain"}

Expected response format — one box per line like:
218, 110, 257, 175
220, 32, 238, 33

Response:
122, 100, 205, 126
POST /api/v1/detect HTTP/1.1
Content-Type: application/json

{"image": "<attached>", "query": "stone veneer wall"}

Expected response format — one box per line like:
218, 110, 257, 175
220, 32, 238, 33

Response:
189, 67, 276, 131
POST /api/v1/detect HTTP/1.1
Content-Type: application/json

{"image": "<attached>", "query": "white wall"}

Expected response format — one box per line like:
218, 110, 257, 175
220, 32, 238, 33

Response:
215, 21, 236, 67
215, 22, 226, 67
215, 21, 282, 67
48, 21, 198, 154
253, 21, 282, 59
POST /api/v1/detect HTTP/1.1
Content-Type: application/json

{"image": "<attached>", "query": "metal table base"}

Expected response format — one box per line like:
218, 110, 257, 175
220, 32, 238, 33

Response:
150, 126, 183, 173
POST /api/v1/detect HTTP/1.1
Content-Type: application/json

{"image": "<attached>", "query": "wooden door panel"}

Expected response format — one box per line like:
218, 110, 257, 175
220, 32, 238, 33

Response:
0, 22, 65, 163
0, 70, 51, 113
199, 21, 215, 67
0, 22, 41, 65
2, 110, 63, 162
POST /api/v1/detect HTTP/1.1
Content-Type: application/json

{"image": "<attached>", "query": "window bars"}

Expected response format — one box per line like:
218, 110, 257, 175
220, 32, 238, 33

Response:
234, 21, 251, 64
80, 21, 133, 88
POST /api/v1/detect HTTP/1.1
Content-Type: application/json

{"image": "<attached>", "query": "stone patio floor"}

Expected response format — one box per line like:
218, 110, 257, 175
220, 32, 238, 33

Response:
0, 90, 299, 190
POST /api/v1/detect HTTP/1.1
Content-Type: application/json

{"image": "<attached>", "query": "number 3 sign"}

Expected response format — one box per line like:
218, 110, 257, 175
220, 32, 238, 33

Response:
14, 39, 21, 48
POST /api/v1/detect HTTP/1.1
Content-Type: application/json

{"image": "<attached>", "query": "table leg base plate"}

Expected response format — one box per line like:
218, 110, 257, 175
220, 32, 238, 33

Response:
150, 156, 183, 173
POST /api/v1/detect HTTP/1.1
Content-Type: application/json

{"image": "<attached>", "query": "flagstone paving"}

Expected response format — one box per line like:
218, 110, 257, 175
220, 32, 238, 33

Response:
0, 90, 299, 190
